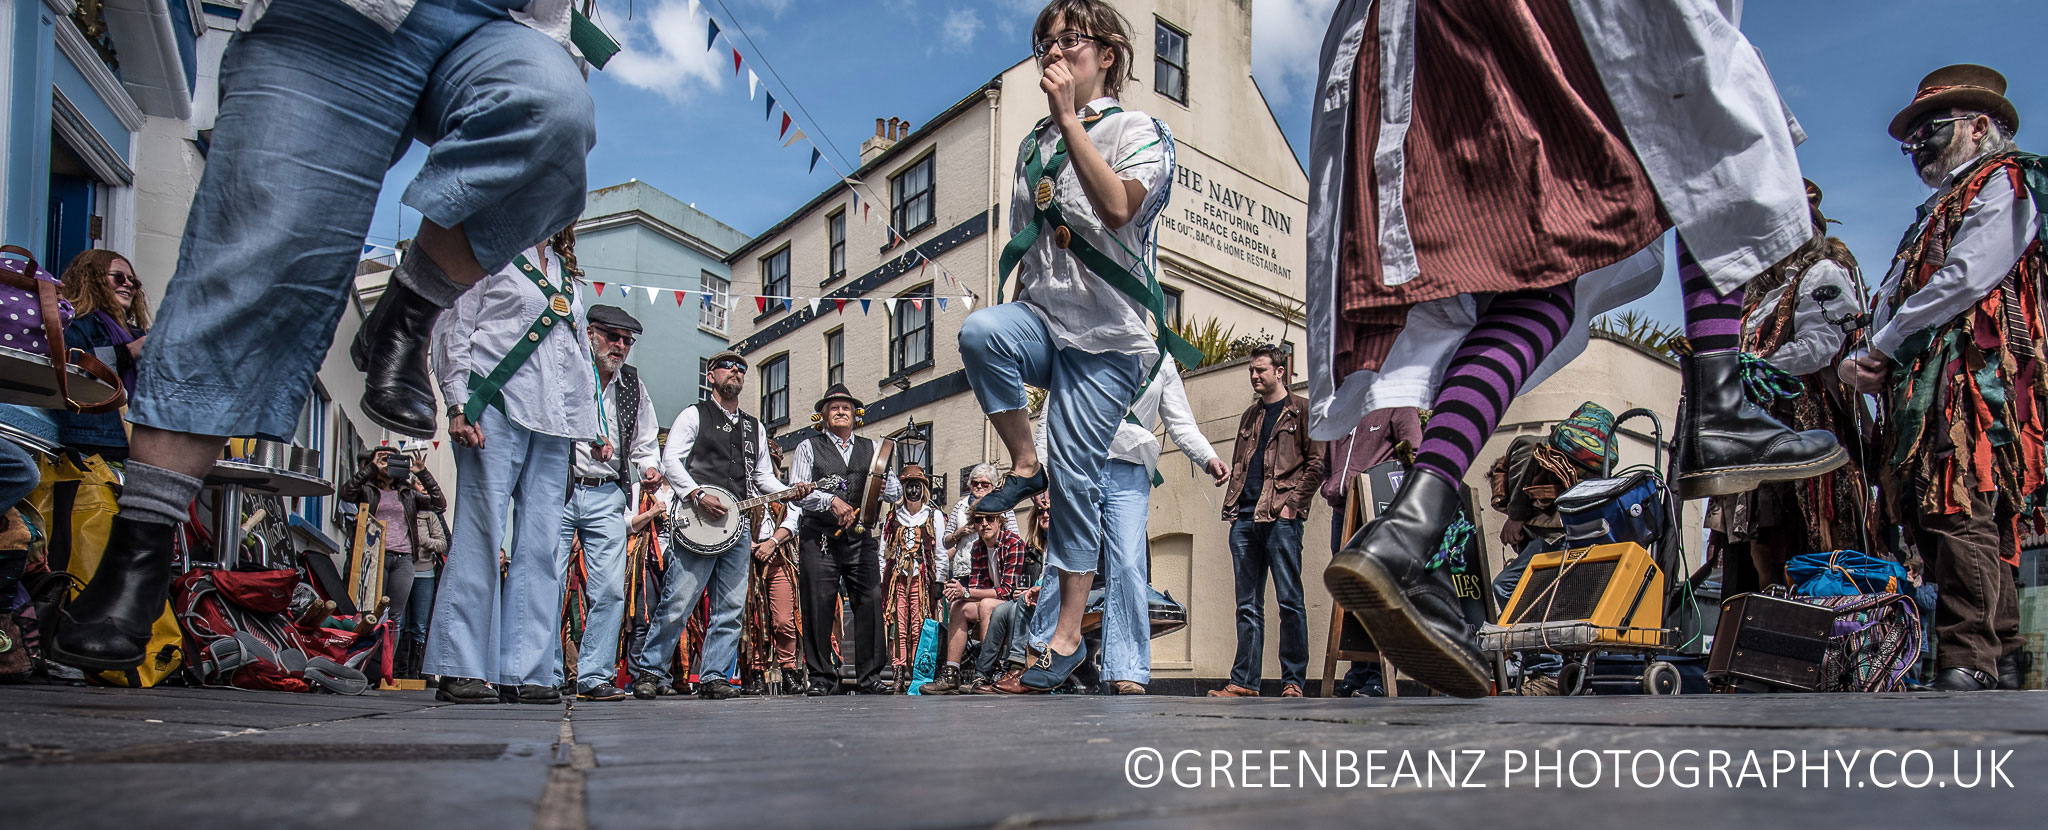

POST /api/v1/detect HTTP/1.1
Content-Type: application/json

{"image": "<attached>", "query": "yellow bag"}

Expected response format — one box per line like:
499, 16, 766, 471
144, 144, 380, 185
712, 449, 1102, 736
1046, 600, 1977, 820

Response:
28, 452, 185, 687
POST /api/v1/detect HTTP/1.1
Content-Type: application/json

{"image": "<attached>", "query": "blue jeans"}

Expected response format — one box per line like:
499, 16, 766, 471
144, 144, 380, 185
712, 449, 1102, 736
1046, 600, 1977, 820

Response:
0, 437, 40, 509
634, 529, 751, 685
561, 482, 629, 692
977, 599, 1033, 678
422, 407, 573, 686
128, 0, 594, 439
1031, 460, 1152, 682
404, 572, 437, 643
1228, 517, 1308, 688
959, 304, 1143, 575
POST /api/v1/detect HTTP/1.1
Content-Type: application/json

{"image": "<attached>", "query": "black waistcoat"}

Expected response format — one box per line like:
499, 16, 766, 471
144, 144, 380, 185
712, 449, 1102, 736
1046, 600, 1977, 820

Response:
801, 432, 872, 532
686, 400, 758, 498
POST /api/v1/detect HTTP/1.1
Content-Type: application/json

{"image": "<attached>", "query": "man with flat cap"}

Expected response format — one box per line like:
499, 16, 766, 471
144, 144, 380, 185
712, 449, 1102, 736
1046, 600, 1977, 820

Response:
1840, 64, 2045, 691
560, 305, 663, 701
637, 350, 807, 700
783, 383, 901, 694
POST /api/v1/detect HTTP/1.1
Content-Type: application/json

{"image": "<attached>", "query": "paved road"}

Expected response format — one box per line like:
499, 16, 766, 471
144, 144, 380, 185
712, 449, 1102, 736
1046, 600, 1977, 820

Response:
2, 685, 2041, 828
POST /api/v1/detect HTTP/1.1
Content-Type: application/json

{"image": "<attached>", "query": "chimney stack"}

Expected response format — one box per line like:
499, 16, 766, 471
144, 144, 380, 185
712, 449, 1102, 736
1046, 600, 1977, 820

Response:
861, 115, 900, 164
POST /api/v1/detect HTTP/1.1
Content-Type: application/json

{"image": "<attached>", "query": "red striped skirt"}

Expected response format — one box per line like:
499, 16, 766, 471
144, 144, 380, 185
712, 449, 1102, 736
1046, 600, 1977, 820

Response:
1337, 0, 1672, 374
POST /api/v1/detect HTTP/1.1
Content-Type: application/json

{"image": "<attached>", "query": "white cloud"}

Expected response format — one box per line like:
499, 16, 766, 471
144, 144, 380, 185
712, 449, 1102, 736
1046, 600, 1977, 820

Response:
937, 8, 984, 54
1250, 0, 1338, 109
605, 0, 727, 104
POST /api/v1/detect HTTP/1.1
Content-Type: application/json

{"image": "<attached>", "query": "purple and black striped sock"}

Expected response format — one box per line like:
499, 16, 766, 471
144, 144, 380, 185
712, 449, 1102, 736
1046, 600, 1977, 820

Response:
1678, 237, 1745, 354
1413, 283, 1577, 483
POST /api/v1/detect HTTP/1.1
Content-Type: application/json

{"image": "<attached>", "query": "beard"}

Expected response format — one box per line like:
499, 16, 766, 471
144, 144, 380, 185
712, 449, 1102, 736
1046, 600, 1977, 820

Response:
718, 378, 744, 399
1916, 131, 1980, 188
595, 351, 625, 374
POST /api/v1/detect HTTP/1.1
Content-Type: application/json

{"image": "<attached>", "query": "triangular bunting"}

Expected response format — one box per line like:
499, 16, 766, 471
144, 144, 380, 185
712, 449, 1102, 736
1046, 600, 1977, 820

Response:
809, 147, 822, 173
835, 298, 848, 314
732, 48, 742, 76
703, 293, 714, 309
765, 92, 776, 121
594, 282, 605, 296
862, 202, 870, 221
748, 69, 758, 100
910, 298, 924, 311
645, 286, 661, 302
728, 295, 741, 311
809, 298, 823, 315
707, 18, 720, 51
779, 112, 792, 139
380, 439, 390, 446
964, 294, 976, 311
860, 299, 871, 315
937, 297, 948, 312
755, 296, 767, 313
783, 129, 805, 148
675, 290, 687, 306
432, 440, 440, 450
883, 298, 898, 316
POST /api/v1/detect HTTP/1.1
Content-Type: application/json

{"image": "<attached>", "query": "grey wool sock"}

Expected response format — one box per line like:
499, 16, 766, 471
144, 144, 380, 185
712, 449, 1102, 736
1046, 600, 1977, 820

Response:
392, 248, 466, 308
118, 461, 205, 526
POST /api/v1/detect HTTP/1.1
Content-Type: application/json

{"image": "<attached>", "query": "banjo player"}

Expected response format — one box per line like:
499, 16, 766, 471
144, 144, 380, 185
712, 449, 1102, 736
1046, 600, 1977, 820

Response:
633, 350, 808, 700
781, 383, 901, 696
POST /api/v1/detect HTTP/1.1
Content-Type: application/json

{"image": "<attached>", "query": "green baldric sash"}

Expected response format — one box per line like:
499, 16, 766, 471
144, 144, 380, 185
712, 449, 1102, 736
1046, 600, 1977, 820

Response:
996, 109, 1202, 371
463, 253, 576, 423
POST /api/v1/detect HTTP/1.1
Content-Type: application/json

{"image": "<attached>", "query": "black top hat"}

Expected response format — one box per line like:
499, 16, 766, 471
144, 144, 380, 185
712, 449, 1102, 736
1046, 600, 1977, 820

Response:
1890, 64, 2019, 140
586, 304, 643, 335
815, 382, 863, 413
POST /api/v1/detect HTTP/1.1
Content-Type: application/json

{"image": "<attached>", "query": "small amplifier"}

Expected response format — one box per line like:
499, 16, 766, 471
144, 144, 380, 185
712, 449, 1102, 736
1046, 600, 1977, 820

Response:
1483, 542, 1665, 651
1706, 592, 1835, 692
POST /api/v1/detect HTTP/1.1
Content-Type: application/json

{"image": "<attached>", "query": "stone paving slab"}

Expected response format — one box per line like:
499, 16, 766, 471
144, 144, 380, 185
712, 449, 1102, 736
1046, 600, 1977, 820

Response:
2, 685, 2041, 829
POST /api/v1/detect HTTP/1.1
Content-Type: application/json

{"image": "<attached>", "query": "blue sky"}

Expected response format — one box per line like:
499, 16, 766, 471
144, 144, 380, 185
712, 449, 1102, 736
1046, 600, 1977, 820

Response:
368, 0, 2047, 327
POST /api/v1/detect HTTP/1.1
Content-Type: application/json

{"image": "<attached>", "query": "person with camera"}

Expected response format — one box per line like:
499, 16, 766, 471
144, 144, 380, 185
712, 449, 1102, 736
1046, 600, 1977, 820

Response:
339, 446, 448, 679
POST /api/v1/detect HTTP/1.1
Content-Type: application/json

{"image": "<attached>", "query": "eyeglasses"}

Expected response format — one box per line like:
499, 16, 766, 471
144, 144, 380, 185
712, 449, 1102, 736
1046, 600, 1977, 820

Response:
108, 271, 140, 288
1032, 32, 1100, 58
1900, 116, 1972, 155
593, 328, 636, 347
712, 359, 747, 373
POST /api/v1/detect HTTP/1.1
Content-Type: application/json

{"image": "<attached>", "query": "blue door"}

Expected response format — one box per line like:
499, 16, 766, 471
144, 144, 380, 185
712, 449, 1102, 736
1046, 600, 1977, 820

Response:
47, 174, 96, 273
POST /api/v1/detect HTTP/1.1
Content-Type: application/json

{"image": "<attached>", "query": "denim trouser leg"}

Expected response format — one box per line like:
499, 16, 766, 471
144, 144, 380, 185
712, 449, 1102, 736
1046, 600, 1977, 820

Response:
977, 601, 1019, 678
127, 0, 594, 439
405, 573, 437, 642
561, 483, 630, 692
635, 533, 751, 684
382, 552, 415, 639
0, 439, 40, 508
422, 408, 572, 686
1099, 461, 1153, 683
959, 304, 1143, 576
1228, 518, 1308, 687
1267, 518, 1309, 686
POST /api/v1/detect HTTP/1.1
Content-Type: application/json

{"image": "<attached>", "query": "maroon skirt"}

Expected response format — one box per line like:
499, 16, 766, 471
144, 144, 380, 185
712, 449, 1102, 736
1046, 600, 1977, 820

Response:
1337, 0, 1672, 374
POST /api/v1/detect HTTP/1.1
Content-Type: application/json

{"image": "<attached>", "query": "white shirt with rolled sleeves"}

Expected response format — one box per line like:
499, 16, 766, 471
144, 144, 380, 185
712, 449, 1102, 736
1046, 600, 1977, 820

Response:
571, 371, 661, 480
1864, 156, 2040, 361
1743, 259, 1864, 377
430, 250, 595, 441
1110, 360, 1219, 475
779, 433, 902, 535
659, 403, 790, 543
1010, 96, 1175, 357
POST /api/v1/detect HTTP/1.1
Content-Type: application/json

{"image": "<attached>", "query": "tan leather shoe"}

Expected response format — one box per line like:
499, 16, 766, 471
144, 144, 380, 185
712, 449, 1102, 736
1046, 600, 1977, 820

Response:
992, 667, 1041, 694
1280, 683, 1304, 698
1110, 680, 1147, 695
1206, 683, 1259, 697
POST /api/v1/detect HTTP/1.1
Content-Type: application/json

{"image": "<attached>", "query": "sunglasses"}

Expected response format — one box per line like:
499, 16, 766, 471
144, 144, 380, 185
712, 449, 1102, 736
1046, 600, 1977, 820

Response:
593, 327, 636, 347
713, 359, 747, 373
108, 271, 140, 288
1900, 116, 1972, 155
972, 515, 1001, 525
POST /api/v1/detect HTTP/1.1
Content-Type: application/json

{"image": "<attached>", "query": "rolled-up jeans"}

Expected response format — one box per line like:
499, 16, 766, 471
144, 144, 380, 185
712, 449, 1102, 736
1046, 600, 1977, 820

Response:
560, 482, 629, 692
127, 0, 595, 439
635, 529, 751, 685
1030, 460, 1152, 683
959, 304, 1144, 576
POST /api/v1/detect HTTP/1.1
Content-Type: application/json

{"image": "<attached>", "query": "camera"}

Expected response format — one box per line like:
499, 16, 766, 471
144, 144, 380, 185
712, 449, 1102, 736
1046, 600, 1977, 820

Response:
384, 453, 413, 486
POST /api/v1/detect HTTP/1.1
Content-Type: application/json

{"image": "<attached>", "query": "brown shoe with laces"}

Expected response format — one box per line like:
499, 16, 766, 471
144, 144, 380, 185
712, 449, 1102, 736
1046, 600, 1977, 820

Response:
1280, 683, 1304, 698
1206, 683, 1259, 697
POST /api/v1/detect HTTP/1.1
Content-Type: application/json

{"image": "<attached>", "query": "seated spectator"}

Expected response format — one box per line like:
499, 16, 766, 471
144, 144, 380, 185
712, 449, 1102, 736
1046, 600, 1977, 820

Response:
53, 250, 149, 462
964, 492, 1052, 694
919, 508, 1029, 695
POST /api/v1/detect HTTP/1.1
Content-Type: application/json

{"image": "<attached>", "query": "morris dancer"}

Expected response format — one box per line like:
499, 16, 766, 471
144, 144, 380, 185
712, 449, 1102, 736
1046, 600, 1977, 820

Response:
879, 465, 947, 689
1841, 65, 2043, 692
1707, 181, 1870, 594
782, 384, 900, 695
52, 0, 597, 672
1309, 0, 1845, 697
740, 441, 805, 695
957, 0, 1193, 692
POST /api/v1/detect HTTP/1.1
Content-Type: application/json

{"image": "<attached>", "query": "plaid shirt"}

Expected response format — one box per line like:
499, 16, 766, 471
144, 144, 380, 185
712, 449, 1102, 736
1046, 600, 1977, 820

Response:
964, 529, 1030, 599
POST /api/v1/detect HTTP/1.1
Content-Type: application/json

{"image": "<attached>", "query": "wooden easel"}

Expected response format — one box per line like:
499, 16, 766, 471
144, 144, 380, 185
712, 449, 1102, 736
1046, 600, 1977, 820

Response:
1320, 472, 1398, 698
345, 504, 386, 621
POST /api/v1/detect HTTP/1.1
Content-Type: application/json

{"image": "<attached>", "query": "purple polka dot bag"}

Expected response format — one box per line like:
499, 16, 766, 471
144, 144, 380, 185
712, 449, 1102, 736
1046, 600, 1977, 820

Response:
0, 245, 125, 413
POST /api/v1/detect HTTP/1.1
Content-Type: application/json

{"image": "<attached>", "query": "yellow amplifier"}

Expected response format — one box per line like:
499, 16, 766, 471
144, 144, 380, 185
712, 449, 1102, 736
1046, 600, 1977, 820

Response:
1491, 542, 1665, 650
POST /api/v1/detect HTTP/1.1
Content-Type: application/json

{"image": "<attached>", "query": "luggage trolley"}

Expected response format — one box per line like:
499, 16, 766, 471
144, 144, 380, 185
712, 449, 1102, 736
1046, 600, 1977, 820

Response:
1478, 409, 1691, 696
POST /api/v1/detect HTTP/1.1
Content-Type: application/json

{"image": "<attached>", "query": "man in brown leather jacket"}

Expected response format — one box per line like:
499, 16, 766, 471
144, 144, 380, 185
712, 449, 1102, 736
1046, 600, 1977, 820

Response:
1212, 345, 1325, 697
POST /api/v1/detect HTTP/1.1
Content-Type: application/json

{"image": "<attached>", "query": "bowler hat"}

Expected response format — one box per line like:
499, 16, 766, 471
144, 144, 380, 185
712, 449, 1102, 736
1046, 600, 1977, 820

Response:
815, 382, 863, 413
1890, 64, 2019, 141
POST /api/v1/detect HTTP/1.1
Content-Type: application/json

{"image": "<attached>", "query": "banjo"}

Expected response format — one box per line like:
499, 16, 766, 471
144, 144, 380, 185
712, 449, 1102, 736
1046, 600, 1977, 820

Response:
670, 475, 843, 557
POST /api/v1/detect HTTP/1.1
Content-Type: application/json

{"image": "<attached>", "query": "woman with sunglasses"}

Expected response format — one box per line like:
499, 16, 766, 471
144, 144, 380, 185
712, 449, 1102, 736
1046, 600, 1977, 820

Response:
956, 0, 1182, 693
54, 250, 151, 461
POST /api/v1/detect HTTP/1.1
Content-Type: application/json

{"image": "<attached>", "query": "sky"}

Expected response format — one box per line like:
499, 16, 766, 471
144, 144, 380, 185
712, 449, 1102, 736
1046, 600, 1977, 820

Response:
368, 0, 2048, 328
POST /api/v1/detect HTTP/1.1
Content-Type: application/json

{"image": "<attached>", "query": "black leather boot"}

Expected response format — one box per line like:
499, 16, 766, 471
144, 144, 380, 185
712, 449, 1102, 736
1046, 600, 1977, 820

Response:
1997, 652, 2023, 691
50, 517, 177, 672
1673, 350, 1847, 499
1933, 666, 1998, 692
350, 279, 443, 439
1322, 470, 1490, 698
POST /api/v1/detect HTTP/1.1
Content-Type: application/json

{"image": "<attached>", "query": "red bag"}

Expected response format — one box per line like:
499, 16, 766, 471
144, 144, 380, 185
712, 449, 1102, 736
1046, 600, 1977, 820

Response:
173, 569, 377, 693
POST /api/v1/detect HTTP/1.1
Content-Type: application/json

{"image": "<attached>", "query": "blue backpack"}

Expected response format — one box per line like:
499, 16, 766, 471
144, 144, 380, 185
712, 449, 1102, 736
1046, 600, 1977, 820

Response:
1785, 550, 1910, 597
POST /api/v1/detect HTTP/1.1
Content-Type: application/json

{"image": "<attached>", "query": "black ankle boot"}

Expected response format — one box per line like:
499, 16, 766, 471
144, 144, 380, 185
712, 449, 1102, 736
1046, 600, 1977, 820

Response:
350, 279, 444, 439
1323, 470, 1490, 698
51, 517, 177, 672
1673, 350, 1846, 500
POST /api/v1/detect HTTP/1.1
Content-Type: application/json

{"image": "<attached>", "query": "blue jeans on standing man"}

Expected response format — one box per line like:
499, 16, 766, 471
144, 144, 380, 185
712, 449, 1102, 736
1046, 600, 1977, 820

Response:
634, 526, 751, 686
127, 0, 594, 440
560, 481, 630, 692
1228, 516, 1308, 689
422, 407, 574, 687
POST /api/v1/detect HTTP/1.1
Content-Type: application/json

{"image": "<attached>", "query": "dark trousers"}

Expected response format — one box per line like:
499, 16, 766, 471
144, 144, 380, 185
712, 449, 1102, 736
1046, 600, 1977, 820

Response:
798, 526, 884, 686
1912, 490, 2023, 674
1228, 517, 1307, 687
